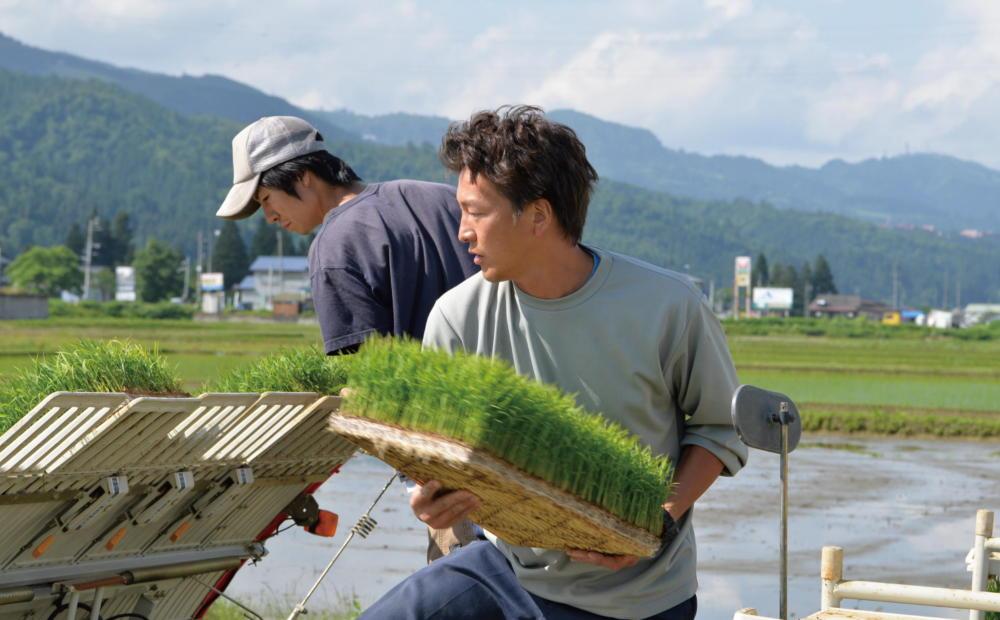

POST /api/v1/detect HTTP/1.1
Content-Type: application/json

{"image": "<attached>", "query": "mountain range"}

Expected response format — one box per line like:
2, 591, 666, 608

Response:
3, 32, 998, 233
0, 33, 997, 306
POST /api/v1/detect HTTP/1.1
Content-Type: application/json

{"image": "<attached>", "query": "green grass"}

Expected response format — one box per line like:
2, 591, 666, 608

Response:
208, 347, 351, 395
204, 596, 362, 620
0, 339, 182, 432
0, 317, 997, 438
344, 337, 673, 535
0, 317, 321, 391
722, 316, 1000, 341
801, 407, 1000, 438
738, 369, 1000, 412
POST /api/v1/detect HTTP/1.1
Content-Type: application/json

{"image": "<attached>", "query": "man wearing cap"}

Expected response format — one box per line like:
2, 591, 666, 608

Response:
217, 116, 477, 356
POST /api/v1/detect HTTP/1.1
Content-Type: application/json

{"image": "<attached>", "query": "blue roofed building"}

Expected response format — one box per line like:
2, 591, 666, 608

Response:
235, 255, 310, 310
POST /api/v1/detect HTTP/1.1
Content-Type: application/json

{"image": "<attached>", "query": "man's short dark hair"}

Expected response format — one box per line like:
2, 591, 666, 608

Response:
260, 139, 362, 198
439, 105, 598, 243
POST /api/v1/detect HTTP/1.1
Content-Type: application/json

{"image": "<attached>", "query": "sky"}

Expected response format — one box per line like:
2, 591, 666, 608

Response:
2, 0, 1000, 168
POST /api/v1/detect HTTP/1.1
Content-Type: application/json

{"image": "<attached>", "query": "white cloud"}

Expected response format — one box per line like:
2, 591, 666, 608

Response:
3, 0, 1000, 167
805, 78, 901, 145
526, 31, 733, 127
704, 0, 752, 20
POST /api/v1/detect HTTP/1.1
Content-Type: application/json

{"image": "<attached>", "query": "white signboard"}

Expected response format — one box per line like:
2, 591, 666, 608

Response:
115, 266, 136, 302
200, 272, 225, 292
752, 287, 794, 311
735, 256, 752, 287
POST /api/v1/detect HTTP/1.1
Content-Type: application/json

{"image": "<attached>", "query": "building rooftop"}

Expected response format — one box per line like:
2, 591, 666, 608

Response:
248, 256, 309, 273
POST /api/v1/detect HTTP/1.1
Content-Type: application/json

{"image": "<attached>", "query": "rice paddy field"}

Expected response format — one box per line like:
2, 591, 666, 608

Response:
0, 317, 998, 438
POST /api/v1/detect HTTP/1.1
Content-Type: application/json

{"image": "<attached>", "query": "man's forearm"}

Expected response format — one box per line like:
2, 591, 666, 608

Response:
663, 444, 724, 520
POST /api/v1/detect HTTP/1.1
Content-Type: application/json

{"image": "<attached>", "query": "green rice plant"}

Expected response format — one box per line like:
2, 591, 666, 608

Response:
208, 346, 351, 395
801, 408, 1000, 438
0, 339, 182, 433
344, 337, 673, 536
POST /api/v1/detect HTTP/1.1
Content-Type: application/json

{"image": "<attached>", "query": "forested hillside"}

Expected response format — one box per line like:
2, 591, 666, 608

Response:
317, 108, 1000, 233
1, 70, 996, 305
0, 33, 355, 143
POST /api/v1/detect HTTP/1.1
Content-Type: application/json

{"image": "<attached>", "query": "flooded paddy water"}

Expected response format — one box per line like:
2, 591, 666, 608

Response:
226, 437, 998, 619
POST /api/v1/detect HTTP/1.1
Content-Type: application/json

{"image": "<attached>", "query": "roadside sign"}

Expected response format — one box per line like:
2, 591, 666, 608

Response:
200, 272, 224, 292
752, 287, 793, 310
735, 256, 752, 287
115, 266, 136, 302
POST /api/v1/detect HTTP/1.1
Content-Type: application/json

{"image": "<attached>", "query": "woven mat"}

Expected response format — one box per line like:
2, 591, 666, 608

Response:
328, 412, 662, 557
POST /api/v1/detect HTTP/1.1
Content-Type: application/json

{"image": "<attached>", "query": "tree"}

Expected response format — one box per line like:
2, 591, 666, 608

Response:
211, 220, 250, 291
796, 261, 812, 316
110, 212, 135, 265
134, 238, 184, 302
249, 218, 276, 261
249, 218, 300, 261
751, 252, 769, 287
811, 255, 838, 295
770, 262, 798, 288
65, 223, 85, 257
7, 246, 83, 297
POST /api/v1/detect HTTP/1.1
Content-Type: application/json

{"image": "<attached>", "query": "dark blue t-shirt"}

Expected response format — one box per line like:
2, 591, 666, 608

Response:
309, 180, 477, 353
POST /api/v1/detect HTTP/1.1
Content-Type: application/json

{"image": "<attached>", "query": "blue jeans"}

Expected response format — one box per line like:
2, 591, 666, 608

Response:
360, 540, 698, 620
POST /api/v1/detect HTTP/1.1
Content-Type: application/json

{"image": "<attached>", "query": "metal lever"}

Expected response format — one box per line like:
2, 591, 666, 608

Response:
286, 473, 396, 620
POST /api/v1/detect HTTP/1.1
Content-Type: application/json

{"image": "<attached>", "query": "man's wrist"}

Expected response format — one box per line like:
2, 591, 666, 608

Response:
661, 509, 680, 543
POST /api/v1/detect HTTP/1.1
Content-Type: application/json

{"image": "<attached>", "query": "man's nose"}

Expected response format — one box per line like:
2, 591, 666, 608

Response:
262, 205, 278, 224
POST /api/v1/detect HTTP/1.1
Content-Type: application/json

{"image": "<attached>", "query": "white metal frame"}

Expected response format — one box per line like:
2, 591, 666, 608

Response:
734, 509, 1000, 620
0, 391, 357, 620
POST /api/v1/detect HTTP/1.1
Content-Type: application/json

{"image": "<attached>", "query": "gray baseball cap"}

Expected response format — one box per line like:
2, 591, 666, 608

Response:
216, 116, 328, 220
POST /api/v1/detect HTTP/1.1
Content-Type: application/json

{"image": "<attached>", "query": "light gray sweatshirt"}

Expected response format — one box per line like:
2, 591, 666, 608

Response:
422, 247, 747, 619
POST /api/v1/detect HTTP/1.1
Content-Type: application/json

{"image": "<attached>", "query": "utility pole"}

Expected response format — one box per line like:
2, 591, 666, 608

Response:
181, 256, 190, 302
955, 274, 961, 310
196, 230, 203, 306
943, 270, 949, 308
891, 261, 899, 309
82, 216, 101, 301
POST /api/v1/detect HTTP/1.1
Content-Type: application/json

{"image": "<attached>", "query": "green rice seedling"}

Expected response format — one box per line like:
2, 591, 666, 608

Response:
344, 337, 673, 536
0, 339, 183, 433
208, 346, 351, 395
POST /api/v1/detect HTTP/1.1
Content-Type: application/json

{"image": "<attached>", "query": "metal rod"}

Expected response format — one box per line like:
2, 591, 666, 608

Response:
66, 589, 81, 620
287, 473, 396, 620
970, 510, 994, 620
835, 580, 1000, 612
91, 586, 105, 619
190, 576, 263, 620
780, 421, 789, 620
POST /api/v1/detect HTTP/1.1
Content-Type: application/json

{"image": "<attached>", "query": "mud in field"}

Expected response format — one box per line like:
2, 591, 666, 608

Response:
225, 438, 999, 619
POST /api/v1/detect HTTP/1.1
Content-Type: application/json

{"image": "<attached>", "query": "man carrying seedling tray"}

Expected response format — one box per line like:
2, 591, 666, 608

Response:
359, 106, 748, 619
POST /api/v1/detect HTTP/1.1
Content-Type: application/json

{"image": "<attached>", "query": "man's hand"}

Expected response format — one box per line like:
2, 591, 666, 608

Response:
565, 549, 640, 570
409, 480, 481, 529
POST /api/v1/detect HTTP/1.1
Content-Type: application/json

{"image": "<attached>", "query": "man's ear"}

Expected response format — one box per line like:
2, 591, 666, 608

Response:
528, 198, 553, 236
299, 170, 314, 190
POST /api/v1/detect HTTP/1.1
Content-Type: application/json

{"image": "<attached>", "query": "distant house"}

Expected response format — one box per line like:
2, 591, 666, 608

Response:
961, 303, 1000, 328
807, 294, 893, 321
234, 256, 310, 311
0, 293, 48, 320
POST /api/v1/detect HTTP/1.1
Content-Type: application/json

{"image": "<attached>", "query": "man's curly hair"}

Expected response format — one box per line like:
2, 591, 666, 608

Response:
439, 105, 598, 243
